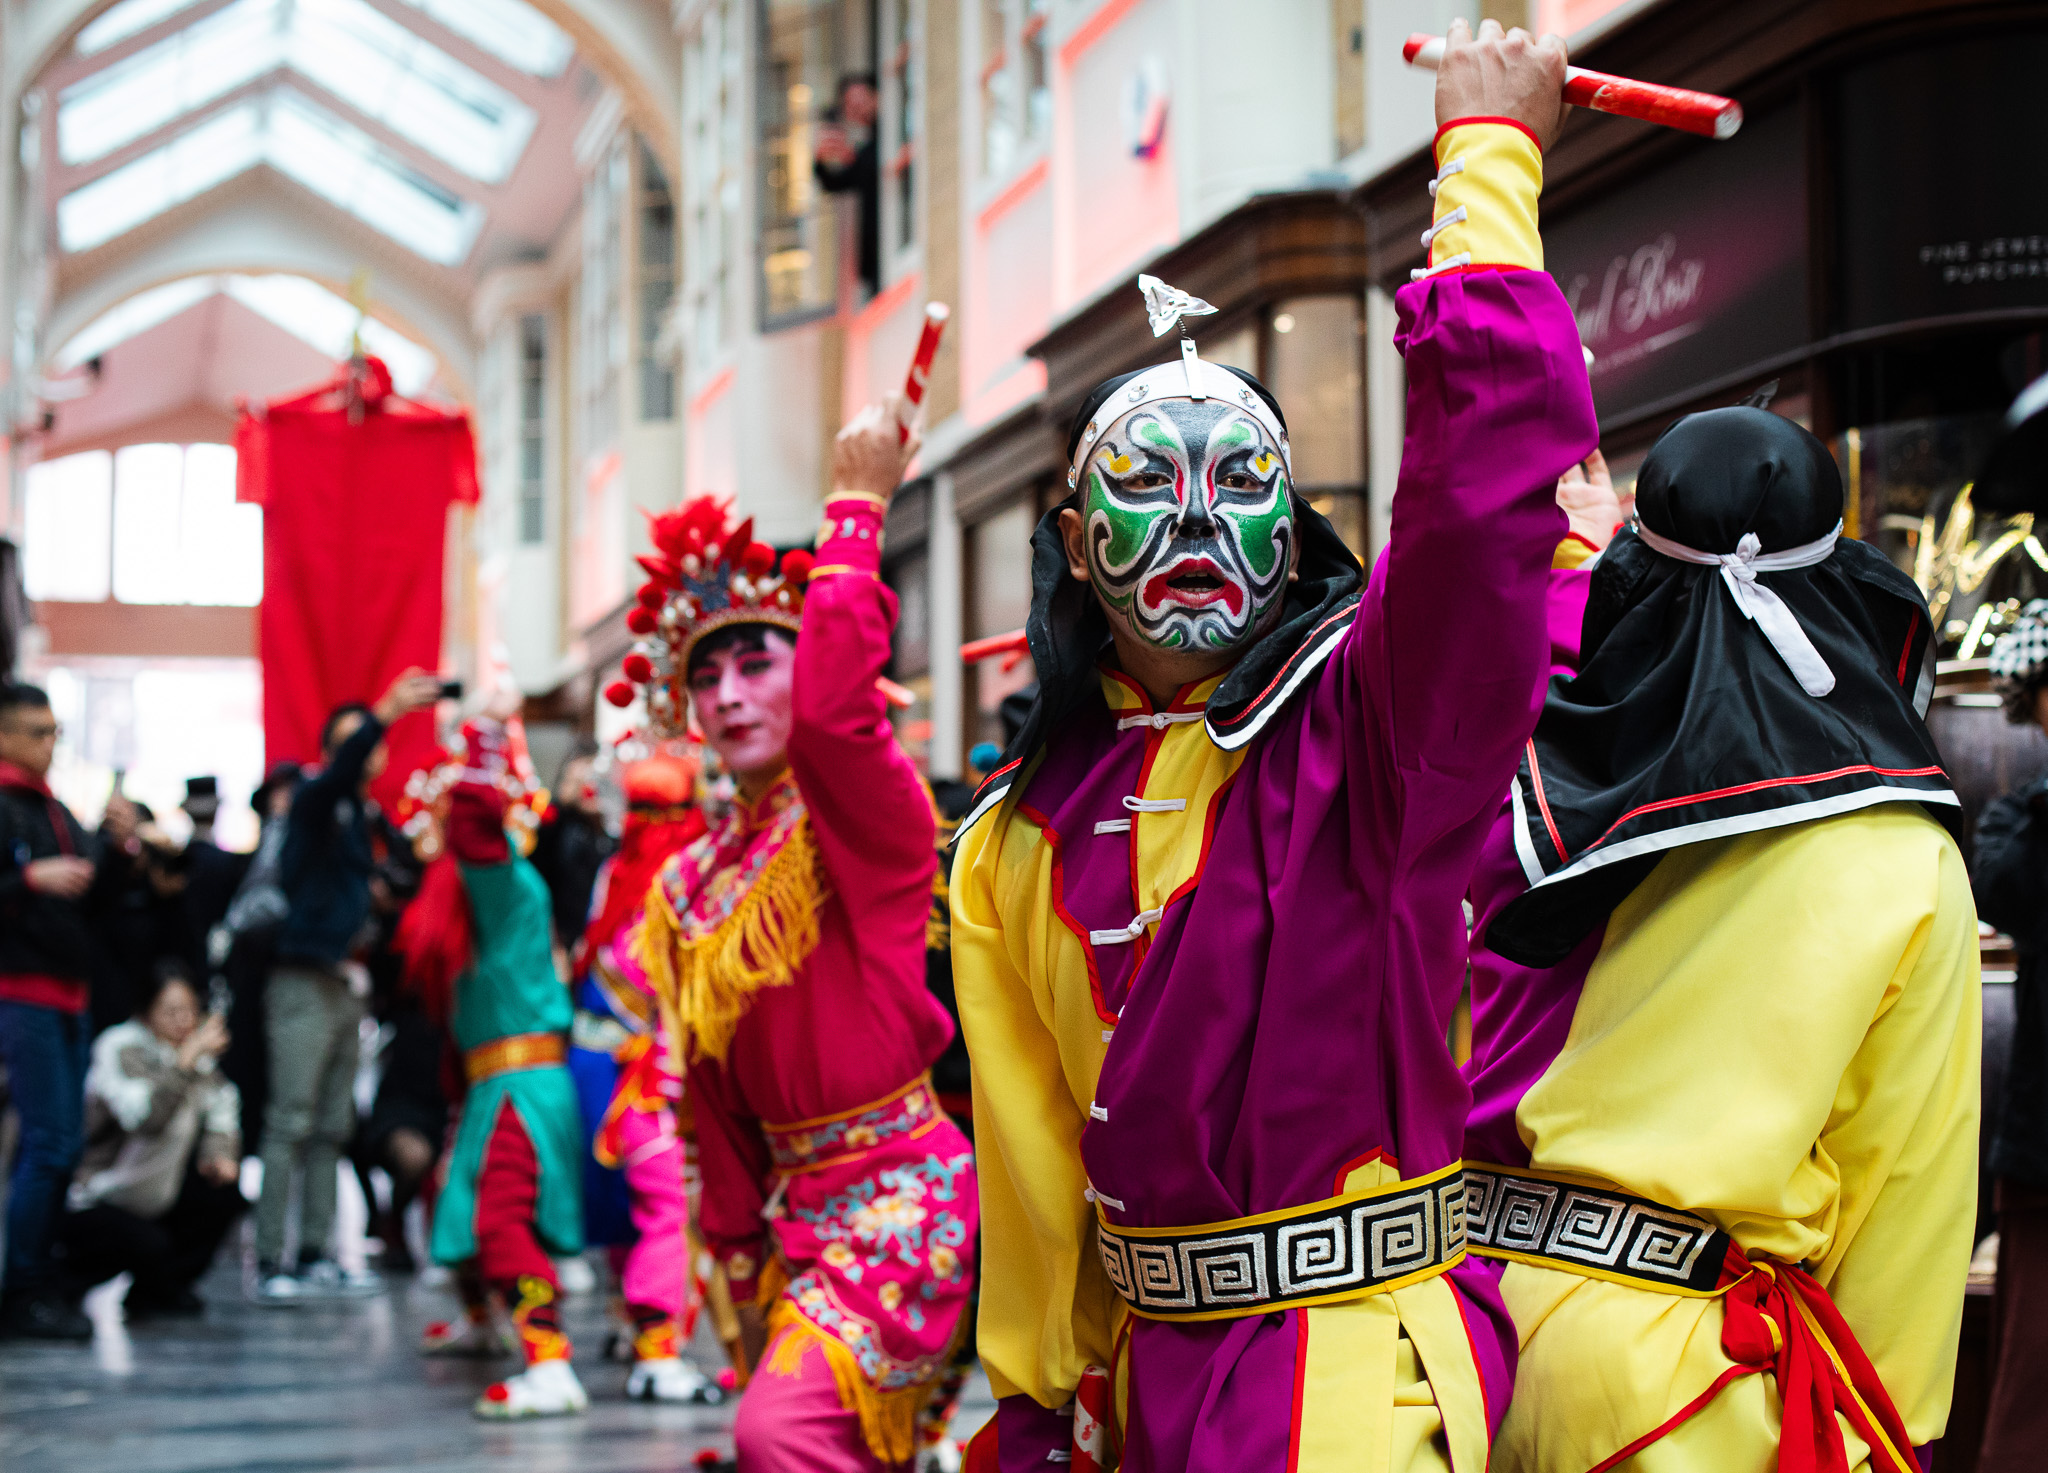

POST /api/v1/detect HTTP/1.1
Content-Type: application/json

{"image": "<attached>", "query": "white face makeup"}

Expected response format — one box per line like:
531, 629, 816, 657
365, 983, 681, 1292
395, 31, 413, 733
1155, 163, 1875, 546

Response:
1079, 398, 1293, 656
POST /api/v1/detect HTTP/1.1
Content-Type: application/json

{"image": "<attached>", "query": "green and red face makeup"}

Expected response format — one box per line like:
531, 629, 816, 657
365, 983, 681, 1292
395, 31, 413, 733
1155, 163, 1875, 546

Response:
1081, 398, 1294, 655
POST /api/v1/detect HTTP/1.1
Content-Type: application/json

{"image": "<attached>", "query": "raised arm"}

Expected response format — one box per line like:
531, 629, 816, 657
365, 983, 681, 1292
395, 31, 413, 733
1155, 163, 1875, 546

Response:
788, 400, 938, 909
1342, 27, 1597, 843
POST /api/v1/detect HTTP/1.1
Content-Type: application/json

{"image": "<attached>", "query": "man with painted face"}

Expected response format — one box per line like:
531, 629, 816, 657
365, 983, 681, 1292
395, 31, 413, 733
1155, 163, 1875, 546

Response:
949, 21, 1595, 1473
617, 402, 977, 1472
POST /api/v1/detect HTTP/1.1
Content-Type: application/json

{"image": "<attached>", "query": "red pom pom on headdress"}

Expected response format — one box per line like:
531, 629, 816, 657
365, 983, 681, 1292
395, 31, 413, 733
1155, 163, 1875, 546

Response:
610, 493, 812, 739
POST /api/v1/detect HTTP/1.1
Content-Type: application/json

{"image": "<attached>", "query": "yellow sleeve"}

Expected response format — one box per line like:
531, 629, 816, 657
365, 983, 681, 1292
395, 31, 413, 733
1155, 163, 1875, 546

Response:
950, 798, 1123, 1407
1808, 831, 1981, 1445
1425, 119, 1544, 273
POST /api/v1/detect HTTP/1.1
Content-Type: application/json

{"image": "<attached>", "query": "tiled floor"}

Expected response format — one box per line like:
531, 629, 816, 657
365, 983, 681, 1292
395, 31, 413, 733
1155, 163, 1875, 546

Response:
0, 1259, 994, 1473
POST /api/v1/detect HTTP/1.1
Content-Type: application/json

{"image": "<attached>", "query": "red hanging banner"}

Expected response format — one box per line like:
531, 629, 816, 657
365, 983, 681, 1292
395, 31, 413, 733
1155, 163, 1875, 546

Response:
236, 355, 478, 794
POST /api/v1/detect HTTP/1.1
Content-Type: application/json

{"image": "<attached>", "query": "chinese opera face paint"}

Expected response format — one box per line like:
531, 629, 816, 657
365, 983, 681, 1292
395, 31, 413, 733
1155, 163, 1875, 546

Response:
1081, 399, 1293, 655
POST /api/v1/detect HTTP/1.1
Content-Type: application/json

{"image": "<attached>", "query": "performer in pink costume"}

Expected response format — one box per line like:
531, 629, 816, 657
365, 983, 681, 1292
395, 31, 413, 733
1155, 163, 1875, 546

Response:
617, 400, 975, 1470
575, 751, 715, 1401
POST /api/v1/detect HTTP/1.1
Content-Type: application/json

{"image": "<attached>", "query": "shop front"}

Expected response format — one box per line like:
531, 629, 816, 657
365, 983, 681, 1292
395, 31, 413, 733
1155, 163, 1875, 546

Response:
1359, 1, 2048, 663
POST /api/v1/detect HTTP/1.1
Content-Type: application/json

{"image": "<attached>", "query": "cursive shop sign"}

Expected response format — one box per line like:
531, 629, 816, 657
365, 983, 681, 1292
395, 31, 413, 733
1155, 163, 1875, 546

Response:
1565, 234, 1710, 386
1544, 104, 1806, 423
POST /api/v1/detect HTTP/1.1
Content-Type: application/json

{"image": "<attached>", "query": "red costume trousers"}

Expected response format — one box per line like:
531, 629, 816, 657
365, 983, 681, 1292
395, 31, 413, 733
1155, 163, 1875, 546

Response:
474, 1099, 566, 1363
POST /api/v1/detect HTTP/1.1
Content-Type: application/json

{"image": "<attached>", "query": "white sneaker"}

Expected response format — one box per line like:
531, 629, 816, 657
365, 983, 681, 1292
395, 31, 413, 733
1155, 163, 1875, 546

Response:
298, 1260, 384, 1298
919, 1439, 963, 1473
420, 1316, 513, 1358
255, 1270, 305, 1304
475, 1357, 589, 1419
625, 1356, 723, 1404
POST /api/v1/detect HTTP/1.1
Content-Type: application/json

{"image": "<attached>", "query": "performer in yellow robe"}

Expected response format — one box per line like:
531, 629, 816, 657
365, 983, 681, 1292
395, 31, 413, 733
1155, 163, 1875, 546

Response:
955, 21, 1597, 1471
1467, 405, 1979, 1473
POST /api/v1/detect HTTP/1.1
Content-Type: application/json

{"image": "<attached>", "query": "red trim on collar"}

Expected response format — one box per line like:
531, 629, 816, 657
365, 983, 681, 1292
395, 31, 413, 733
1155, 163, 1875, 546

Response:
0, 760, 52, 797
1578, 764, 1950, 856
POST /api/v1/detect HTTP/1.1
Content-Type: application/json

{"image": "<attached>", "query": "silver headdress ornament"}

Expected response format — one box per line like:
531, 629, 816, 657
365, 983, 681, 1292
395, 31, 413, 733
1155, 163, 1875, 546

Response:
1068, 275, 1289, 490
1138, 274, 1218, 337
1139, 273, 1219, 399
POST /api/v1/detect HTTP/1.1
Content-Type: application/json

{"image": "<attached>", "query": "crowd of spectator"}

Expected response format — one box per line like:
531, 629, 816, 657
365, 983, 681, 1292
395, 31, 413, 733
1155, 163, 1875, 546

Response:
0, 675, 619, 1340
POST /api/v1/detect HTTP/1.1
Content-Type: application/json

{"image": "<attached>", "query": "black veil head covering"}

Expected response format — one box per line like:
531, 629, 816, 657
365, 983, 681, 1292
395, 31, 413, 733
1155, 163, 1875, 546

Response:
1484, 407, 1958, 967
973, 364, 1365, 805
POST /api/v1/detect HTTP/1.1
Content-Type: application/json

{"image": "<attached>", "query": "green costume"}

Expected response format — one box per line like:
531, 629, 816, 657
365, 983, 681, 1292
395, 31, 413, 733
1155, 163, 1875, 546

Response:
428, 857, 586, 1264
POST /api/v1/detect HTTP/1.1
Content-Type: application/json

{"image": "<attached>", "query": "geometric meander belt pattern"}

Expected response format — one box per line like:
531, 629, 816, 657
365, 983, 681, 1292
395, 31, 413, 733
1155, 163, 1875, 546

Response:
1463, 1163, 1730, 1295
1096, 1161, 1468, 1321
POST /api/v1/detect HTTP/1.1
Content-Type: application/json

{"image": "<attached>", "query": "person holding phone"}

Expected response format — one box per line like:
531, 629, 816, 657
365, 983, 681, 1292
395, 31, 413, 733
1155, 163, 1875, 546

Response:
56, 961, 245, 1320
252, 666, 443, 1302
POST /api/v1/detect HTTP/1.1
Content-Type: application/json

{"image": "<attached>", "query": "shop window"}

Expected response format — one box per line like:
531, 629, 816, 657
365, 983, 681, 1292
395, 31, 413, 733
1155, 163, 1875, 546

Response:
638, 141, 677, 421
890, 548, 931, 677
757, 0, 851, 328
578, 134, 627, 460
518, 313, 546, 544
969, 498, 1037, 749
881, 0, 918, 263
979, 0, 1048, 181
684, 0, 743, 366
1266, 296, 1363, 491
25, 444, 260, 606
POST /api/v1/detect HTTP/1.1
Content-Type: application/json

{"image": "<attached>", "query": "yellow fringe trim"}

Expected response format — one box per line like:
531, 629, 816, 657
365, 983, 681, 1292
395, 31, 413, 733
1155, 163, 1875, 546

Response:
634, 816, 826, 1063
762, 1294, 938, 1466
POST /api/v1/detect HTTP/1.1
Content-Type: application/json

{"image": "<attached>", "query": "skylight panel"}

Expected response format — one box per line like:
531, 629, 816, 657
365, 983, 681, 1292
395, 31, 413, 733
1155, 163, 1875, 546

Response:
265, 89, 483, 264
287, 0, 536, 182
54, 91, 484, 263
59, 0, 281, 165
57, 102, 263, 250
60, 0, 535, 181
395, 0, 571, 77
53, 276, 217, 367
76, 0, 205, 55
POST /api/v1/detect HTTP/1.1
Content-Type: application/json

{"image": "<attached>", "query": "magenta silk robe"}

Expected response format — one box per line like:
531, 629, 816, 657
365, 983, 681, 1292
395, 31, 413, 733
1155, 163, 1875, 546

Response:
969, 267, 1596, 1469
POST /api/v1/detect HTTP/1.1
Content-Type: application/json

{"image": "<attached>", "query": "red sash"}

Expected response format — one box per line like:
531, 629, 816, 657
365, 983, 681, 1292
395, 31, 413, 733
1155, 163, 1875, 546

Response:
1588, 1245, 1918, 1473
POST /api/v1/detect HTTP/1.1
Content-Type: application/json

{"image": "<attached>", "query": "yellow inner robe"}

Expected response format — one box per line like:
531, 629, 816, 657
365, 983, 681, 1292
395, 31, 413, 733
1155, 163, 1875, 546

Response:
1494, 807, 1980, 1473
953, 674, 1485, 1471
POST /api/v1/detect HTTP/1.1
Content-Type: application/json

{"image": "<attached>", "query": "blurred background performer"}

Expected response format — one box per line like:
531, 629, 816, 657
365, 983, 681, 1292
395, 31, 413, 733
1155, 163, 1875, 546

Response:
567, 747, 719, 1404
400, 717, 588, 1420
1472, 408, 1975, 1473
949, 21, 1593, 1471
624, 404, 975, 1471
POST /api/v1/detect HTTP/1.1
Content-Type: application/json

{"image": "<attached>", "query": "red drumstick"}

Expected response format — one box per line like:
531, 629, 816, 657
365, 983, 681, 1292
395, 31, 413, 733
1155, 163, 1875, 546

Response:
1402, 34, 1741, 140
898, 302, 950, 443
961, 629, 1028, 665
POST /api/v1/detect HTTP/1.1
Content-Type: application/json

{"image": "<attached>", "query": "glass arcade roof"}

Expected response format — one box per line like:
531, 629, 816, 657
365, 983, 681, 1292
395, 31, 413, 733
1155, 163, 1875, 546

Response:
57, 88, 487, 263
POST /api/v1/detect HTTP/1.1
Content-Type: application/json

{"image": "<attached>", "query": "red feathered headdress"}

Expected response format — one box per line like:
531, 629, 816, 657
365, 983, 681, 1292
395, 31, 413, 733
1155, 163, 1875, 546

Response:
602, 494, 814, 737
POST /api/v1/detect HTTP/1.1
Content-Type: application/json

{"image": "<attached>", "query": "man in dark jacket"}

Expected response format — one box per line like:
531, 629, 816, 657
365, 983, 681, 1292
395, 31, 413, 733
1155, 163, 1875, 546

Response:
252, 669, 440, 1300
529, 744, 613, 952
1973, 601, 2048, 1470
0, 683, 100, 1340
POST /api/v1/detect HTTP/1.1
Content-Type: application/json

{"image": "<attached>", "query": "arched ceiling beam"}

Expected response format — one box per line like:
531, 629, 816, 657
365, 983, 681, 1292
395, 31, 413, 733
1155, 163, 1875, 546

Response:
43, 186, 478, 395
